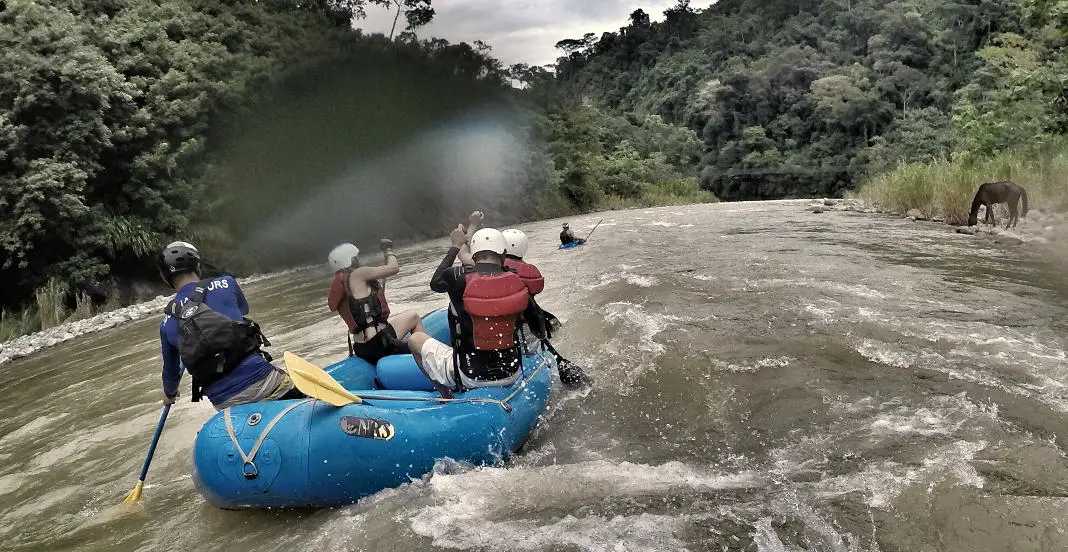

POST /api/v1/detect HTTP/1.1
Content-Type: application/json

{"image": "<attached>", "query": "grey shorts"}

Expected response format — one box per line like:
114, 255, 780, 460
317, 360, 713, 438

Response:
213, 367, 295, 411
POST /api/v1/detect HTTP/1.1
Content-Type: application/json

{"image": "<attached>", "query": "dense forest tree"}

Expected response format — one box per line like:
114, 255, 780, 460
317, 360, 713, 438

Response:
546, 0, 1063, 200
0, 0, 705, 328
9, 0, 1060, 333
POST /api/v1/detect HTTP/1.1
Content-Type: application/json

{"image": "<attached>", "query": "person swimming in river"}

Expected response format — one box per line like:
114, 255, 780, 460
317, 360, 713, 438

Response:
559, 223, 584, 246
327, 239, 425, 365
967, 180, 1029, 229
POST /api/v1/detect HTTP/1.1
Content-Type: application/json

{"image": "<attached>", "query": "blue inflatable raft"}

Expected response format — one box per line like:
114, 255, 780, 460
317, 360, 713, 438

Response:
191, 308, 555, 509
558, 239, 585, 250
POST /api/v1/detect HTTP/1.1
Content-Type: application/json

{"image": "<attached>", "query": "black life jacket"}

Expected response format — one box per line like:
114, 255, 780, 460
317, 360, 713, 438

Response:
345, 271, 391, 336
164, 280, 270, 402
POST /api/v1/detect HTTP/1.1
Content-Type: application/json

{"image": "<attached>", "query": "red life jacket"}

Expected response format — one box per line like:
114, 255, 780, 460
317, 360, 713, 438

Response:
504, 257, 545, 296
462, 271, 529, 351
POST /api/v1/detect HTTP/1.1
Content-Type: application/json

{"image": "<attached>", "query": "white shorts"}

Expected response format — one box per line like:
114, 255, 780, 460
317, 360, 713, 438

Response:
418, 338, 522, 389
418, 337, 458, 389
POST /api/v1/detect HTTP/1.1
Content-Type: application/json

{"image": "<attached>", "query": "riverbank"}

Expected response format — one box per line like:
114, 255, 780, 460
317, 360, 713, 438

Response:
808, 197, 1068, 247
0, 266, 312, 367
851, 140, 1068, 226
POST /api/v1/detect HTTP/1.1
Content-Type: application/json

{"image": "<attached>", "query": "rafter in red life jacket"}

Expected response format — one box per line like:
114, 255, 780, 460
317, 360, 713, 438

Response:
504, 257, 545, 296
462, 271, 529, 351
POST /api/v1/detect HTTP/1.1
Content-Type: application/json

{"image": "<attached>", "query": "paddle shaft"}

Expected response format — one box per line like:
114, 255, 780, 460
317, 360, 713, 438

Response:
583, 219, 604, 241
137, 403, 171, 483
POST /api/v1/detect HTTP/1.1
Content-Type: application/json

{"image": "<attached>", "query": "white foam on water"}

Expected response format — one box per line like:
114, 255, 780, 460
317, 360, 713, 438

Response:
603, 302, 680, 355
411, 511, 691, 551
855, 339, 914, 369
802, 303, 836, 324
404, 460, 761, 551
855, 307, 891, 322
753, 518, 799, 552
747, 278, 888, 300
622, 273, 657, 287
812, 440, 987, 508
585, 273, 623, 290
881, 319, 1068, 379
856, 338, 1068, 413
768, 433, 836, 476
868, 393, 998, 439
710, 356, 793, 373
646, 221, 678, 227
1019, 374, 1068, 393
754, 492, 868, 552
870, 408, 963, 436
308, 459, 763, 551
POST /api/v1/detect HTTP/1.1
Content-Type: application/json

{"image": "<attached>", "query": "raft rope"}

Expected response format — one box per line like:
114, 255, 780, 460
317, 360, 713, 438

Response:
355, 354, 552, 412
223, 398, 314, 480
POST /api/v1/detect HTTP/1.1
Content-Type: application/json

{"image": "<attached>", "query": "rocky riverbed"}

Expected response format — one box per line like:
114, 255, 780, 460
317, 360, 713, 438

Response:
0, 266, 312, 367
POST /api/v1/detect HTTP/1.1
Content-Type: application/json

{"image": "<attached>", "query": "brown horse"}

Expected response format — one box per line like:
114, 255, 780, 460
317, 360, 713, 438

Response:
967, 181, 1029, 228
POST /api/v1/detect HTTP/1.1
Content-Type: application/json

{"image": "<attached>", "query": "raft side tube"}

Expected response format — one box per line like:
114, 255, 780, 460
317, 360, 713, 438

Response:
191, 350, 554, 509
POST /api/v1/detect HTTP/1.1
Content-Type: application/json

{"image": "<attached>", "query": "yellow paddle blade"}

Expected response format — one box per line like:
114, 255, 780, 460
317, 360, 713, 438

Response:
283, 351, 362, 407
122, 481, 144, 504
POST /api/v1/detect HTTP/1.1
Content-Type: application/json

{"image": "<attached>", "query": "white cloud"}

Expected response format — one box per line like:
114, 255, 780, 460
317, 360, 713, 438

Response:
355, 0, 713, 66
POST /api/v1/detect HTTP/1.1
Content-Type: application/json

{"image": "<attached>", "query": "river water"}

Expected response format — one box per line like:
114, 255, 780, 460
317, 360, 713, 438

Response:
3, 201, 1068, 551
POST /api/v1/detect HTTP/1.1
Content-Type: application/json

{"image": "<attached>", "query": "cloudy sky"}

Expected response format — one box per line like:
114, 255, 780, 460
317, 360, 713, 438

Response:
357, 0, 713, 67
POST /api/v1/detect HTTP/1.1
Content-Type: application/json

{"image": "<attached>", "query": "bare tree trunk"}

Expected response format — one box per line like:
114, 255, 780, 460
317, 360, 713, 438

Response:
389, 0, 402, 40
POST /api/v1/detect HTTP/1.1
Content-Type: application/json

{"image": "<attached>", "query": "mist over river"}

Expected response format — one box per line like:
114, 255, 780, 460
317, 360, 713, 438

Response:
3, 200, 1068, 552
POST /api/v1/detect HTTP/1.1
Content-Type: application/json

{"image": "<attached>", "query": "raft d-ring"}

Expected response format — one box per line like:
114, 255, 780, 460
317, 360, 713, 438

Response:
247, 413, 262, 426
242, 461, 259, 480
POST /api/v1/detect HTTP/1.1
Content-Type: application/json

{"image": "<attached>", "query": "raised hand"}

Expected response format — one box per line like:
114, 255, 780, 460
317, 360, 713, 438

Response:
468, 210, 485, 232
450, 224, 467, 247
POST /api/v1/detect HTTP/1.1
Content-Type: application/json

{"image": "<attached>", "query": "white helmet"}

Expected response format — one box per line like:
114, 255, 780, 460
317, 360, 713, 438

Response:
328, 243, 360, 272
469, 228, 507, 256
165, 240, 199, 254
501, 229, 529, 258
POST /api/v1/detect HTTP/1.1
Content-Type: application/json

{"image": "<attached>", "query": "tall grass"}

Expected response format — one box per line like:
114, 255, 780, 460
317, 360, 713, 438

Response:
0, 308, 40, 343
857, 139, 1068, 225
35, 278, 70, 329
0, 279, 104, 343
68, 292, 95, 323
